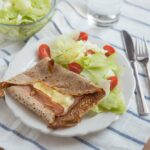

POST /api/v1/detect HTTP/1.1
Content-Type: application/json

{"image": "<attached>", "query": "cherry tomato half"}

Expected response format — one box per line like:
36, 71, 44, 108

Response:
78, 32, 88, 41
68, 62, 83, 74
38, 44, 51, 59
103, 45, 115, 57
107, 76, 118, 91
85, 49, 96, 56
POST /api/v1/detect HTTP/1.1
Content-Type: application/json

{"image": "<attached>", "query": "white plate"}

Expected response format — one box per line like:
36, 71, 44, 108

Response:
3, 36, 135, 137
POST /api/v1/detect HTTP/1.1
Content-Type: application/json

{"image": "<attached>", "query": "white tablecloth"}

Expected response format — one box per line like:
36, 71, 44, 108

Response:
0, 0, 150, 150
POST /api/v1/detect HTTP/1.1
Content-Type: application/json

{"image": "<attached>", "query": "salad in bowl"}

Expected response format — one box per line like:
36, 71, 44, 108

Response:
0, 0, 56, 40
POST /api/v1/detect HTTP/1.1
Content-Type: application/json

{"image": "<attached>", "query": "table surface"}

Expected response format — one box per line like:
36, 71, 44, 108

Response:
0, 0, 150, 150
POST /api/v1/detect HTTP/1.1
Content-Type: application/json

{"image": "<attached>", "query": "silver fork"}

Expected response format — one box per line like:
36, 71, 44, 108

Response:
134, 37, 150, 115
136, 37, 150, 87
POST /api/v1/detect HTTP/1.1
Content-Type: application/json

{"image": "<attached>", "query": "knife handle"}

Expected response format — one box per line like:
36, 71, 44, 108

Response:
131, 61, 149, 115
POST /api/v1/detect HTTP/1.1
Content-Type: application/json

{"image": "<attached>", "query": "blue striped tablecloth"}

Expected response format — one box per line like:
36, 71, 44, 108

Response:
0, 0, 150, 150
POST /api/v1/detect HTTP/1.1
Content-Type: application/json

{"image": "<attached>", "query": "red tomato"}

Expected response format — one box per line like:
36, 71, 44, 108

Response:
107, 76, 118, 90
78, 32, 88, 41
38, 44, 51, 59
103, 45, 115, 57
85, 49, 96, 56
68, 62, 83, 74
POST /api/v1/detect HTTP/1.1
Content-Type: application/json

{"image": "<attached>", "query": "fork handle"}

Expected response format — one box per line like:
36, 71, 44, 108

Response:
145, 65, 150, 88
131, 61, 149, 115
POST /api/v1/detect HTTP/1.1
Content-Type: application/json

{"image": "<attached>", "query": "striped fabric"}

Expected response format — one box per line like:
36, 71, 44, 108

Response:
0, 0, 150, 150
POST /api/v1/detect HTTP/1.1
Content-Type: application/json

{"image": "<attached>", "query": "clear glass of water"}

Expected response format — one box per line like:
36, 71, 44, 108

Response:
87, 0, 124, 27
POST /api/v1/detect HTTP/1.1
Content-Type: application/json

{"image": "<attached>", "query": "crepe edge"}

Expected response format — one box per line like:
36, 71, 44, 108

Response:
6, 86, 55, 124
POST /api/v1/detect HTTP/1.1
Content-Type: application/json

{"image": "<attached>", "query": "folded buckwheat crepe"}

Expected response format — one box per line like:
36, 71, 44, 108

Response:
0, 58, 105, 129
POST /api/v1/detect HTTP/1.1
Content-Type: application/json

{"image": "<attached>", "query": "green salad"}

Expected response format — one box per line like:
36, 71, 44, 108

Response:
0, 0, 51, 25
48, 32, 126, 115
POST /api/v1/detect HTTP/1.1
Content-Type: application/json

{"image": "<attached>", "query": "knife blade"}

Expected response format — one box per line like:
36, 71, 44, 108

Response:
121, 30, 149, 115
121, 30, 135, 61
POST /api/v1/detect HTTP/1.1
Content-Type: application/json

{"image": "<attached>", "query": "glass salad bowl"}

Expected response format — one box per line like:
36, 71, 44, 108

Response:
0, 0, 56, 41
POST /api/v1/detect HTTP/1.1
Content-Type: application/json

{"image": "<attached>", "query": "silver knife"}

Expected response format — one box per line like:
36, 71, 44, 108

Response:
121, 30, 149, 115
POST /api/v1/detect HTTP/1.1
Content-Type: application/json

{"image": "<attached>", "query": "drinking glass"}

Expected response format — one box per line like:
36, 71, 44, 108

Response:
87, 0, 124, 27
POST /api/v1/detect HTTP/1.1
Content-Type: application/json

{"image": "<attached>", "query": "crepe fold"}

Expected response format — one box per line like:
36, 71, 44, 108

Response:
0, 58, 105, 129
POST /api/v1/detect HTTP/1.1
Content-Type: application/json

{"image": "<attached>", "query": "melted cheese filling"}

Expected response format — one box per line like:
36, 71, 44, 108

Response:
34, 82, 74, 112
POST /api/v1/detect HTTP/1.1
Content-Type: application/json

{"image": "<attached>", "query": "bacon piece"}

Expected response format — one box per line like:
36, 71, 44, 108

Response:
32, 88, 64, 116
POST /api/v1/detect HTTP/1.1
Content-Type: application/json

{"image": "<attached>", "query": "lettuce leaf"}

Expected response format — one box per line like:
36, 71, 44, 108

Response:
52, 37, 85, 65
0, 0, 51, 25
92, 88, 126, 114
78, 53, 121, 77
